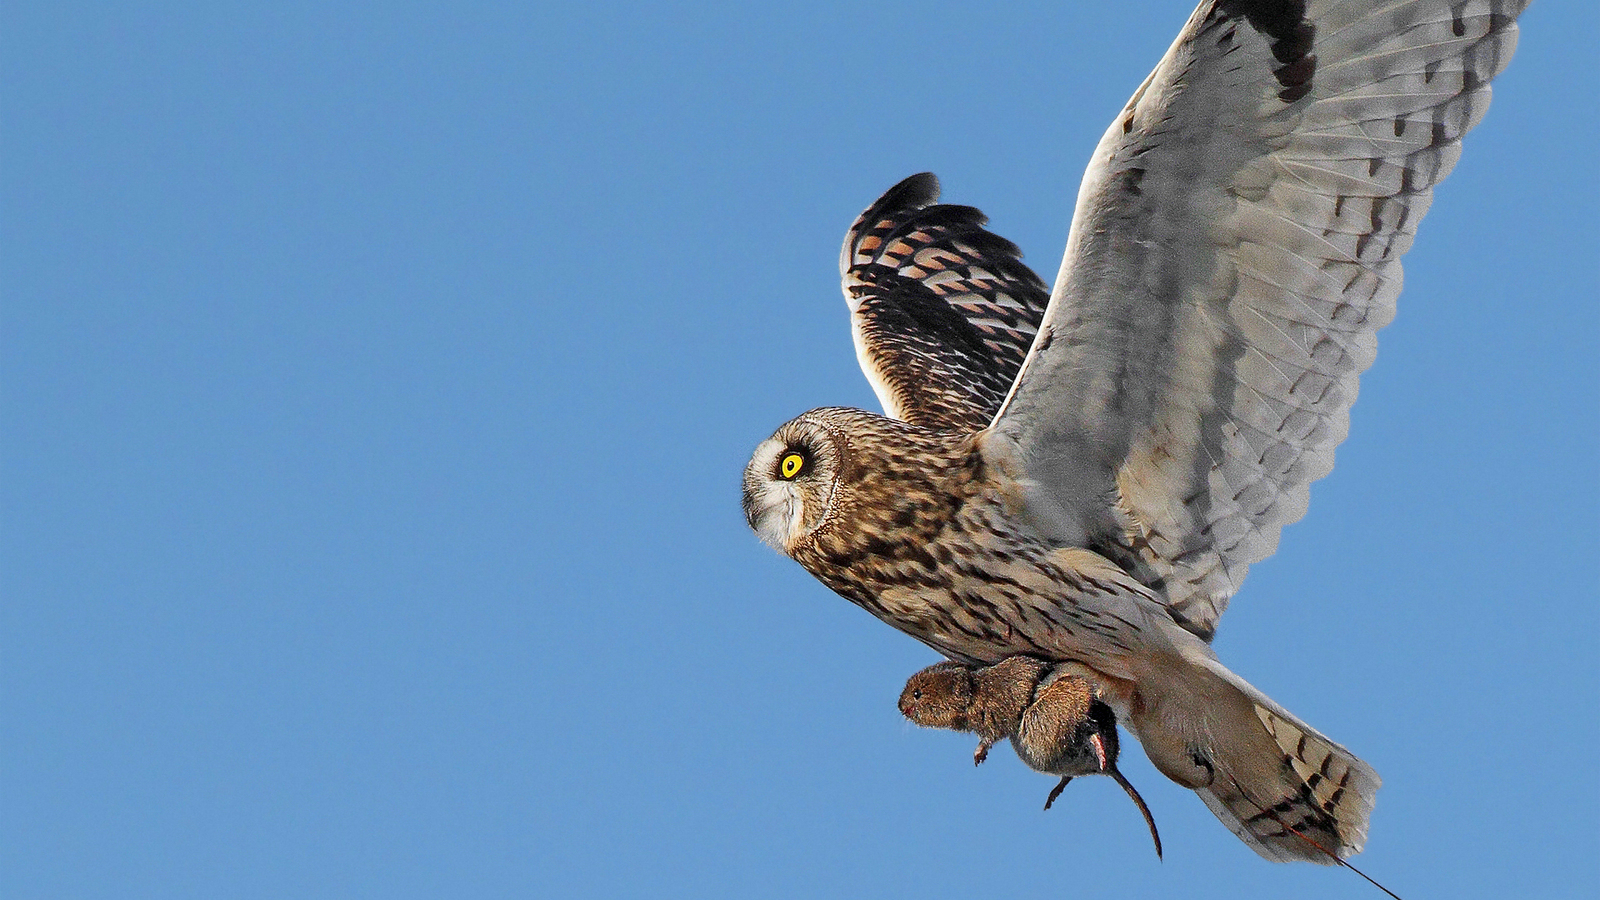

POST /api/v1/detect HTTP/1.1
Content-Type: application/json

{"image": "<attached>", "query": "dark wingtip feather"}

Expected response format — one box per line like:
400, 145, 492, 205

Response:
840, 174, 1051, 431
879, 172, 941, 212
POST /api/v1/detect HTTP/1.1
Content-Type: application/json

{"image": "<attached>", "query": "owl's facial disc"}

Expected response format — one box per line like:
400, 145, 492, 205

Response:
742, 418, 841, 554
743, 436, 805, 551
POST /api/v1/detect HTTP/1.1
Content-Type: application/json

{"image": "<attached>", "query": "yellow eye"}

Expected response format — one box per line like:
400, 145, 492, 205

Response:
779, 452, 805, 480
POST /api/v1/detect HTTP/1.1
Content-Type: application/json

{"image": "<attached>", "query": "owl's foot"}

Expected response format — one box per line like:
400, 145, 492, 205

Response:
974, 738, 993, 766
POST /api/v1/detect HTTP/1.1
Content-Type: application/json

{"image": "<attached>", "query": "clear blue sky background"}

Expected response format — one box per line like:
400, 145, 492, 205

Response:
4, 2, 1595, 897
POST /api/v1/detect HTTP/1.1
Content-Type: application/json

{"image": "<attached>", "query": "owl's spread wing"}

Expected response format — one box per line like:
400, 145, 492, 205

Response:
989, 0, 1525, 639
842, 173, 1051, 432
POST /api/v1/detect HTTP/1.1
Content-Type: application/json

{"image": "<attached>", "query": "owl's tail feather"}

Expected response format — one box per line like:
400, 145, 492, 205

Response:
1124, 649, 1380, 864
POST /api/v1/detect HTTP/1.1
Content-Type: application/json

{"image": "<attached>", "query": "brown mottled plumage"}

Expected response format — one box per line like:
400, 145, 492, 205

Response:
746, 409, 1144, 666
744, 0, 1528, 865
898, 657, 1164, 858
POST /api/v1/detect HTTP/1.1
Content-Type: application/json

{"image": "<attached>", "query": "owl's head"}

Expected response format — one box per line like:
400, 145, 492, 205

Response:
742, 410, 848, 555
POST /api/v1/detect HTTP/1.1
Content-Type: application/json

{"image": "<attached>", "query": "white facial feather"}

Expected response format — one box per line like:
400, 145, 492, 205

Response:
742, 437, 807, 552
749, 480, 802, 551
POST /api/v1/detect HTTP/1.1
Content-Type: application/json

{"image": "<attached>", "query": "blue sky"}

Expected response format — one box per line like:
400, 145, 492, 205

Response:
4, 2, 1595, 898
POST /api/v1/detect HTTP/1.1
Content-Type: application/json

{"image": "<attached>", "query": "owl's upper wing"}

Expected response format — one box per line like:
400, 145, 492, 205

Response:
988, 0, 1525, 640
842, 173, 1052, 433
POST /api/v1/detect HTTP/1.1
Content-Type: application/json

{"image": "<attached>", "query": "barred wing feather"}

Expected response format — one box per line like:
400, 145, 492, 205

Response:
842, 173, 1052, 433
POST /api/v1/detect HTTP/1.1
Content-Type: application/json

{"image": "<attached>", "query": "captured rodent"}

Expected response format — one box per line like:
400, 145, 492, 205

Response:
900, 656, 1162, 858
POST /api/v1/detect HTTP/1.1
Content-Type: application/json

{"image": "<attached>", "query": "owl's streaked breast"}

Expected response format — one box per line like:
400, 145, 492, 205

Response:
776, 410, 1165, 670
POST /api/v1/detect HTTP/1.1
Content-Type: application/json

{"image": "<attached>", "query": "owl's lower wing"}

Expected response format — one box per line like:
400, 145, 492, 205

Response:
989, 0, 1525, 639
841, 173, 1052, 433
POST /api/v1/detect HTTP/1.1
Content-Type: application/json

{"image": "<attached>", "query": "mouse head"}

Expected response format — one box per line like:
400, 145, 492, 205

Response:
898, 661, 979, 731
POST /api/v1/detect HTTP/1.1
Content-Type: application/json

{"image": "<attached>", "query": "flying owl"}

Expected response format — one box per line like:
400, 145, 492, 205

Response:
742, 0, 1525, 864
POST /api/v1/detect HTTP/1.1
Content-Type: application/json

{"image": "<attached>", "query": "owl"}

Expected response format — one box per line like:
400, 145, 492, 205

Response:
743, 0, 1526, 864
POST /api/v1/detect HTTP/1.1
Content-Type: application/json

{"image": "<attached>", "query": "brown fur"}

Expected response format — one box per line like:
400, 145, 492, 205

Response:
899, 656, 1162, 858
